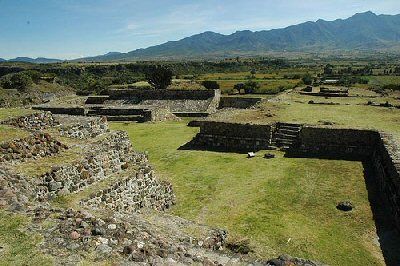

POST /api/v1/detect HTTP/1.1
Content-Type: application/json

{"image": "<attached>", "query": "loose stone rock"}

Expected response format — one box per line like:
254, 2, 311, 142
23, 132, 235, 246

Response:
336, 201, 354, 211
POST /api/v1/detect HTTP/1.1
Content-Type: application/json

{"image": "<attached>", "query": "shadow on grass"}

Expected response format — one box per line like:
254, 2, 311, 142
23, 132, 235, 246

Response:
178, 138, 263, 154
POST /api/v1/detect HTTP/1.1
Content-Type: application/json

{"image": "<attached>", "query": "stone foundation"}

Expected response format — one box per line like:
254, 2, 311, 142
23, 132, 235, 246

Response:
218, 96, 262, 109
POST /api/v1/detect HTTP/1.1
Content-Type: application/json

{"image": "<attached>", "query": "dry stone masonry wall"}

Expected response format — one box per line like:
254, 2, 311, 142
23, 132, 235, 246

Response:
218, 96, 262, 109
296, 126, 380, 159
372, 133, 400, 229
37, 131, 135, 199
57, 115, 109, 139
1, 111, 58, 130
186, 121, 272, 152
81, 166, 175, 213
0, 133, 68, 163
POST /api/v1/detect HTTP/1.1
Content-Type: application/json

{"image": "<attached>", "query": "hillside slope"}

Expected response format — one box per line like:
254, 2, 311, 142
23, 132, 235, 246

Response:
80, 11, 400, 61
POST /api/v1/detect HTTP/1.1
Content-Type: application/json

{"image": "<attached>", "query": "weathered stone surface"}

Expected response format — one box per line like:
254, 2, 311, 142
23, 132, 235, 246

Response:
1, 111, 57, 130
56, 115, 109, 139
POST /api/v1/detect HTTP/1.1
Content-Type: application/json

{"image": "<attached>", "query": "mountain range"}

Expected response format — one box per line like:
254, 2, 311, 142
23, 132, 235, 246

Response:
3, 11, 400, 63
0, 57, 63, 64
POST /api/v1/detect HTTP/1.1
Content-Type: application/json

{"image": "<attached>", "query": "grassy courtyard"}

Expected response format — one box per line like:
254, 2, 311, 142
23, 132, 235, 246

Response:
110, 121, 383, 265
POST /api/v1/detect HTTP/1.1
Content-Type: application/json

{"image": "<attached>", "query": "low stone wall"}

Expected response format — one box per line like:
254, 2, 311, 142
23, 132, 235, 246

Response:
37, 131, 135, 199
108, 89, 217, 101
185, 121, 272, 152
141, 99, 212, 113
218, 96, 262, 109
81, 167, 175, 212
296, 126, 380, 159
56, 115, 109, 139
85, 96, 109, 104
0, 133, 68, 163
33, 106, 86, 116
1, 111, 57, 130
199, 121, 271, 139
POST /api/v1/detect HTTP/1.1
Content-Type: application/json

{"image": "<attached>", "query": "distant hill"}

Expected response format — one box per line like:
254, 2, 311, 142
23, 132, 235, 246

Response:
80, 11, 400, 61
5, 57, 63, 64
0, 58, 5, 62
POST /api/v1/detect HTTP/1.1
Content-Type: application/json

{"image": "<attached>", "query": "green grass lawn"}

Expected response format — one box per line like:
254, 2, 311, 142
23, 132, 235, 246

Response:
110, 121, 382, 265
0, 108, 35, 121
0, 210, 52, 266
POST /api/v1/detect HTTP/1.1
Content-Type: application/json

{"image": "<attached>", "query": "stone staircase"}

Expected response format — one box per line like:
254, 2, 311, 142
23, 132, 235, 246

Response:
271, 122, 302, 149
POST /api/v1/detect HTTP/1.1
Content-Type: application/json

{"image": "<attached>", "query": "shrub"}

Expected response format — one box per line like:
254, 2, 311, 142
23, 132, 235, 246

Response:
1, 72, 33, 91
145, 65, 173, 90
201, 80, 220, 90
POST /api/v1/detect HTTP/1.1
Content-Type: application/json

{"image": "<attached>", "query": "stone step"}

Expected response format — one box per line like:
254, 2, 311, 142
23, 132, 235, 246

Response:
277, 128, 301, 134
277, 122, 302, 127
274, 132, 299, 139
274, 138, 297, 145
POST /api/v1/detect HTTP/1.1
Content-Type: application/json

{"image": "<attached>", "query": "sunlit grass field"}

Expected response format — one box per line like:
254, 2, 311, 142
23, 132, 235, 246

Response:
110, 121, 382, 265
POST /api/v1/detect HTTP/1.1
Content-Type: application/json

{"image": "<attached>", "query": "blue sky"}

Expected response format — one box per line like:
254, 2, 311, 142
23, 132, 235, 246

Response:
1, 0, 399, 59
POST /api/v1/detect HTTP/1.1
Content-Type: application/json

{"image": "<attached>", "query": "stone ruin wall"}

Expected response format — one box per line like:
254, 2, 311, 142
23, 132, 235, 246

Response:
371, 133, 400, 228
57, 115, 109, 139
218, 96, 262, 109
33, 106, 86, 116
188, 121, 272, 151
37, 131, 132, 197
0, 133, 68, 163
108, 88, 217, 101
0, 112, 175, 213
36, 130, 175, 212
297, 127, 380, 159
1, 111, 58, 130
81, 167, 175, 213
108, 89, 220, 114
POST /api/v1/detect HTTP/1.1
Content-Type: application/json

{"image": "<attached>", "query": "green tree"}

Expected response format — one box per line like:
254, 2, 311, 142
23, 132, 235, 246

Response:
145, 65, 173, 90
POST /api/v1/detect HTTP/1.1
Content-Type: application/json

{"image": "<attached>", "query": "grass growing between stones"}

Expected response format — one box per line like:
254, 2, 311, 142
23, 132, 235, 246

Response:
0, 125, 28, 143
0, 108, 36, 121
0, 210, 52, 265
110, 121, 383, 266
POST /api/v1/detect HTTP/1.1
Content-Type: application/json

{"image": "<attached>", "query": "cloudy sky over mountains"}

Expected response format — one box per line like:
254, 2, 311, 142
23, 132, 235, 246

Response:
1, 0, 399, 59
